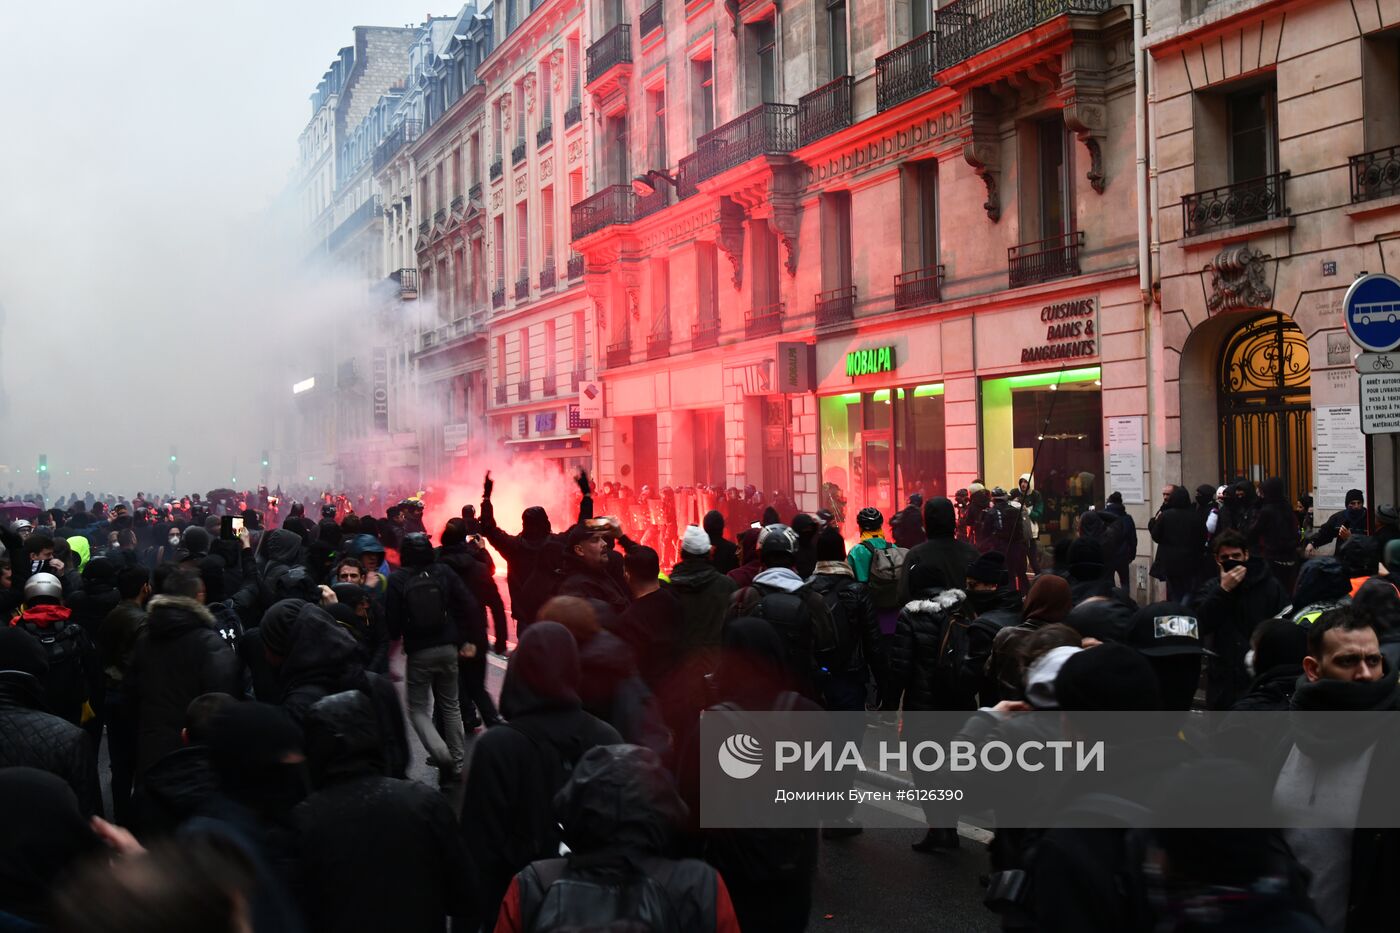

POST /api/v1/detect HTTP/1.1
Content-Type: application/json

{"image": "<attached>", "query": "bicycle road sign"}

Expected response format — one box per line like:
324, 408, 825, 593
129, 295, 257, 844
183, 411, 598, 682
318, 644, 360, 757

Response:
1360, 372, 1400, 434
1344, 273, 1400, 352
1355, 352, 1400, 373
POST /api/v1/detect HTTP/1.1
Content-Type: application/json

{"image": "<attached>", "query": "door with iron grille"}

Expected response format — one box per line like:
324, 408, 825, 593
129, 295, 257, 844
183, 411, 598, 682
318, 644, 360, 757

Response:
1217, 314, 1312, 503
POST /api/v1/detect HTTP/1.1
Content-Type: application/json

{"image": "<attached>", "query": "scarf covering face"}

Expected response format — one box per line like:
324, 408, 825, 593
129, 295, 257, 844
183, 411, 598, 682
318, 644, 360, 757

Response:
1289, 670, 1400, 760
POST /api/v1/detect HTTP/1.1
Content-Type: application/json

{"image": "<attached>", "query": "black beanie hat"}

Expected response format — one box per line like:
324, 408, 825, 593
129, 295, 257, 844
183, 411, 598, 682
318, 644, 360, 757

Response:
967, 551, 1006, 585
1055, 643, 1162, 711
815, 527, 846, 562
907, 560, 947, 596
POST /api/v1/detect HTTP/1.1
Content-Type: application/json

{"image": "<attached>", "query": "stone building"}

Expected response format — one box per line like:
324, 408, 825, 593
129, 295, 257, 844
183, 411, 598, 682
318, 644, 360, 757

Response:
570, 0, 1152, 567
1145, 0, 1400, 515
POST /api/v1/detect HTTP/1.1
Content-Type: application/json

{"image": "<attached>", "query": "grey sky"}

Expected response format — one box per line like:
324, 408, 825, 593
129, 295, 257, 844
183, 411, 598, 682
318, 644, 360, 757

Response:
0, 0, 440, 495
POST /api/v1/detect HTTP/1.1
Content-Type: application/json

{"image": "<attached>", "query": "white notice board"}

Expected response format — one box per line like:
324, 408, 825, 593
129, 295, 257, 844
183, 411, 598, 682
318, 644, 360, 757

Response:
1315, 406, 1366, 510
1106, 416, 1145, 504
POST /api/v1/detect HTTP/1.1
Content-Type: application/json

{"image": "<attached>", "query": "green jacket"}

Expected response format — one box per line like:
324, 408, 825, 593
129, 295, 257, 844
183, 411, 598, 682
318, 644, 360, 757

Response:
847, 534, 892, 583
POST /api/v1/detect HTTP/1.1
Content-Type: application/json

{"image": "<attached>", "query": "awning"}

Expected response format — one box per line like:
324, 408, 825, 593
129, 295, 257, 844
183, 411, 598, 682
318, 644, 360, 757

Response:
503, 435, 587, 457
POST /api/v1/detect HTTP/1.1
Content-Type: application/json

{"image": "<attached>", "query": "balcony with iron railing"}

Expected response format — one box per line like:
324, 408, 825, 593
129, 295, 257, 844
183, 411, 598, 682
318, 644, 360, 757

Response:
1008, 231, 1083, 287
1352, 146, 1400, 203
512, 140, 527, 165
634, 187, 669, 220
692, 319, 720, 349
894, 265, 945, 309
647, 311, 672, 360
567, 254, 585, 279
543, 373, 558, 397
540, 261, 556, 291
799, 76, 853, 147
327, 196, 382, 252
517, 380, 533, 401
640, 1, 663, 35
490, 157, 503, 180
373, 119, 422, 172
815, 285, 858, 326
571, 185, 635, 239
935, 0, 1114, 73
515, 273, 530, 300
565, 99, 582, 128
451, 194, 465, 214
693, 103, 799, 184
876, 32, 937, 112
586, 23, 632, 90
1182, 172, 1290, 237
606, 333, 632, 368
394, 267, 418, 299
495, 384, 507, 405
537, 122, 553, 148
492, 285, 506, 309
746, 302, 785, 338
677, 152, 701, 199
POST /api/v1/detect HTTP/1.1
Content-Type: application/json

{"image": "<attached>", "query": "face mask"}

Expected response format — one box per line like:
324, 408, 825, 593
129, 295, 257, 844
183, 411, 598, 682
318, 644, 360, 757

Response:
168, 536, 181, 547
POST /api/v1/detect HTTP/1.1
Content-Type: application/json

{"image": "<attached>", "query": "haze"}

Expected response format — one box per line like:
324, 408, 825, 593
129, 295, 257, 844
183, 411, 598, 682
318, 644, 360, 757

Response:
0, 0, 437, 496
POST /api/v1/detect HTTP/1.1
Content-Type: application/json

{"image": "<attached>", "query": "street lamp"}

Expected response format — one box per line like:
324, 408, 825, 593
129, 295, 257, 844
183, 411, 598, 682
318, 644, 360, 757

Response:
632, 169, 679, 197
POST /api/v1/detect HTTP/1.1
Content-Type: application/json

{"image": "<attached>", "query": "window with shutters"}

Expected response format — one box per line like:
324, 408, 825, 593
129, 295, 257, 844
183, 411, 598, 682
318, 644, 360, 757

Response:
540, 59, 553, 125
545, 320, 558, 383
568, 36, 582, 105
516, 201, 529, 279
542, 186, 556, 267
494, 215, 506, 289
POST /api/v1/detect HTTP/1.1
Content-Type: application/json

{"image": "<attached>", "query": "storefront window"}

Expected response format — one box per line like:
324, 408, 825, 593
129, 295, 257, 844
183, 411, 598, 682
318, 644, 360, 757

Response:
819, 384, 944, 531
980, 366, 1102, 540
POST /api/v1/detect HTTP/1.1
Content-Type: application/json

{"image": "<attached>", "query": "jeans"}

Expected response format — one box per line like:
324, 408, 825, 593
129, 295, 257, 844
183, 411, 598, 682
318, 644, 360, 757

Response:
405, 644, 466, 773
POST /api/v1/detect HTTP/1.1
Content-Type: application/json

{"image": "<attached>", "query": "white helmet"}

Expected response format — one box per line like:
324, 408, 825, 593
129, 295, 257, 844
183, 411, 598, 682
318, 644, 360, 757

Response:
23, 572, 63, 604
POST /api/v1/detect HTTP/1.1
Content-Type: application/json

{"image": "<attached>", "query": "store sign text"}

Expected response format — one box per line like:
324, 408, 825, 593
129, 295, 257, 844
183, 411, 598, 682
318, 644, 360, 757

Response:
1021, 298, 1098, 364
847, 346, 895, 377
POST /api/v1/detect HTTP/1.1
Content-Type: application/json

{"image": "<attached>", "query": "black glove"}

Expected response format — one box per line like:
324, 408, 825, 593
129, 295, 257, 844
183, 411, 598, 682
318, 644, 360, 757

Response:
576, 470, 591, 497
483, 472, 493, 501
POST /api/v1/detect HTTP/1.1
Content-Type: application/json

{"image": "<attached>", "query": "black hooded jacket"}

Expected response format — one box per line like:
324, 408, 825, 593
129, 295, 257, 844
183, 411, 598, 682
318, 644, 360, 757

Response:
1248, 478, 1301, 563
898, 498, 979, 606
294, 691, 474, 933
557, 552, 632, 615
128, 595, 244, 777
480, 497, 588, 627
1195, 555, 1289, 709
703, 511, 739, 576
1150, 486, 1206, 579
461, 622, 621, 925
438, 542, 507, 648
0, 671, 100, 816
385, 560, 482, 655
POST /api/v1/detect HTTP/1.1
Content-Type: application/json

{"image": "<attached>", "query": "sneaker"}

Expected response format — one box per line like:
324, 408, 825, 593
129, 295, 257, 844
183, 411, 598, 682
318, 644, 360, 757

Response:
492, 642, 510, 658
463, 714, 483, 732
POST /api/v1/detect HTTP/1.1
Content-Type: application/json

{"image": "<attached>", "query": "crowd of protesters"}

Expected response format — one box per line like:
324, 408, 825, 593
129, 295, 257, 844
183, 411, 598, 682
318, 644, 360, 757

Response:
0, 465, 1396, 932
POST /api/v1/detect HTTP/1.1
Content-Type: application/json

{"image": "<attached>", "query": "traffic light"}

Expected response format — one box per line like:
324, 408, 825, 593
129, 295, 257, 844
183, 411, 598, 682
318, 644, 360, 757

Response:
38, 454, 47, 474
261, 450, 270, 468
170, 454, 177, 462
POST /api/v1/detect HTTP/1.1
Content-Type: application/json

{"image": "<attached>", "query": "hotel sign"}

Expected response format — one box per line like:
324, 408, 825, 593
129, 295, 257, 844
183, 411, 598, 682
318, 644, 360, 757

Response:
1021, 297, 1098, 364
847, 345, 895, 378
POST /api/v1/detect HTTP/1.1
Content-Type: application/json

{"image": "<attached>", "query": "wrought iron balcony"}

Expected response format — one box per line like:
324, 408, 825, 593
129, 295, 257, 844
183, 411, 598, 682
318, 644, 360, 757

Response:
515, 274, 530, 300
746, 302, 785, 338
327, 196, 383, 252
1008, 231, 1083, 287
894, 265, 945, 309
936, 0, 1113, 71
543, 373, 558, 397
1352, 147, 1400, 203
692, 319, 720, 349
373, 119, 422, 172
512, 140, 527, 165
693, 103, 799, 183
492, 285, 506, 309
815, 285, 858, 325
677, 153, 701, 199
1182, 171, 1290, 237
395, 267, 418, 299
565, 100, 582, 128
640, 1, 663, 36
876, 32, 936, 112
587, 24, 632, 85
495, 384, 507, 405
540, 261, 556, 291
489, 157, 503, 181
517, 380, 532, 401
571, 185, 635, 239
571, 366, 587, 390
799, 76, 853, 146
469, 182, 483, 203
434, 207, 447, 226
450, 194, 465, 214
537, 122, 553, 148
606, 333, 632, 368
635, 187, 669, 220
647, 311, 672, 360
567, 254, 585, 279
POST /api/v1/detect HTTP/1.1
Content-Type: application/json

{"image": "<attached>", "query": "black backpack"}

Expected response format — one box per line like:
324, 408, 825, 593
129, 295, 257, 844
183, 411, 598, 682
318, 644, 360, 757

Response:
814, 579, 857, 673
401, 569, 449, 638
746, 584, 814, 676
18, 617, 88, 724
931, 599, 1005, 705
